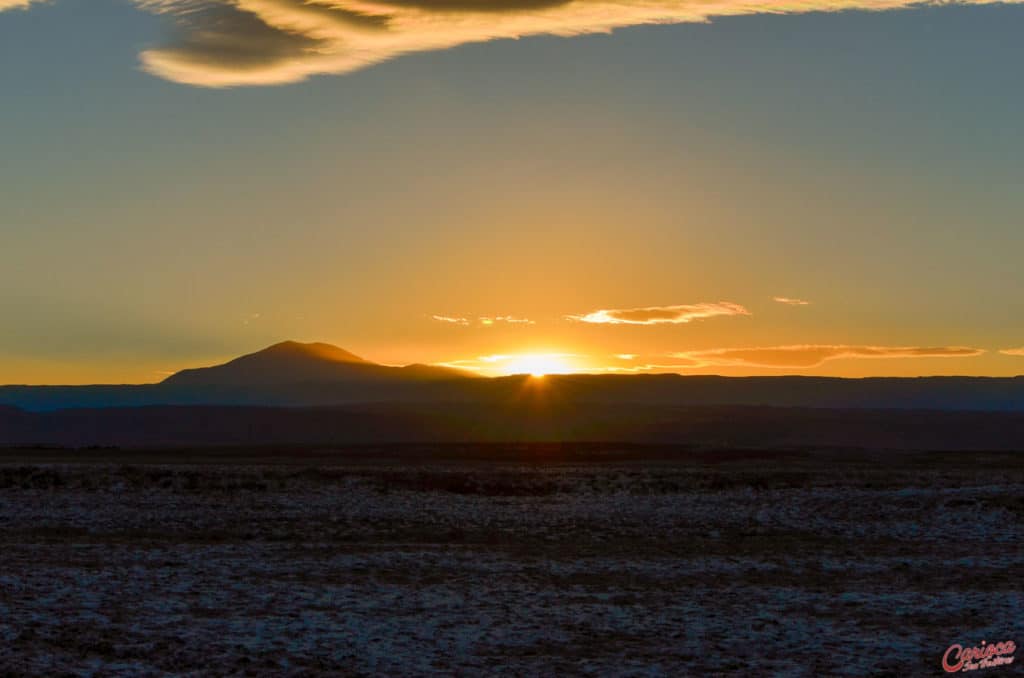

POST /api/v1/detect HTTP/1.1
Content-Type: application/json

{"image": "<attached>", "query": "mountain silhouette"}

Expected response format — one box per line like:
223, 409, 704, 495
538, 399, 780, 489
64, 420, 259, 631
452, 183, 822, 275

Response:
162, 341, 469, 386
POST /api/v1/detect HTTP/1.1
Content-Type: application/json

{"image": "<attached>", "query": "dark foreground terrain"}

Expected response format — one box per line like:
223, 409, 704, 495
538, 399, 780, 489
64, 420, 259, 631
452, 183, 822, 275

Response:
0, 445, 1021, 676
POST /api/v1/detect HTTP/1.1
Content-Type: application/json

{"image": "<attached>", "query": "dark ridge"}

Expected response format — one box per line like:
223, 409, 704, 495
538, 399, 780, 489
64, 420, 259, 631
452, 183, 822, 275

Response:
2, 403, 1024, 450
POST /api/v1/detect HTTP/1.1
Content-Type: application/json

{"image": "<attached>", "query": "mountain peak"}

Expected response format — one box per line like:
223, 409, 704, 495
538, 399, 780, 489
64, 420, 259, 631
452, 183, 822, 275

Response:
260, 341, 367, 364
161, 341, 466, 386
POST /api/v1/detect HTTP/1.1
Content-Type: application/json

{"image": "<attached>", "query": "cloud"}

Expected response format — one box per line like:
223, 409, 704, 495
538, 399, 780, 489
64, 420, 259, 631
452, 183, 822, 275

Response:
434, 314, 535, 326
570, 301, 749, 325
436, 345, 985, 375
673, 344, 985, 369
1000, 347, 1024, 356
773, 296, 811, 306
590, 358, 703, 373
6, 0, 1020, 86
0, 0, 40, 9
480, 316, 535, 325
432, 314, 470, 325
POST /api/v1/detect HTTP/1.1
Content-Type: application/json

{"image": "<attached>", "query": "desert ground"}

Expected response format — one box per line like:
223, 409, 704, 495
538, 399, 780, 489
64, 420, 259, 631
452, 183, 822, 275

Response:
0, 445, 1021, 676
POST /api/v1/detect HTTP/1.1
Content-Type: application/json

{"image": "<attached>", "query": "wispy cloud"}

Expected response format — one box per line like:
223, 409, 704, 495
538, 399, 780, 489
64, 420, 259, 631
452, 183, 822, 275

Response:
570, 302, 749, 325
434, 314, 534, 326
773, 296, 811, 306
432, 314, 470, 325
1000, 347, 1024, 356
588, 356, 703, 373
436, 345, 985, 375
673, 344, 985, 369
480, 316, 535, 326
6, 1, 1020, 87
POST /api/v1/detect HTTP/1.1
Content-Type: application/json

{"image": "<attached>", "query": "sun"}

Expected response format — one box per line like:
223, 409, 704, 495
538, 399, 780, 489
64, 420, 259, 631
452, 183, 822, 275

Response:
503, 354, 573, 377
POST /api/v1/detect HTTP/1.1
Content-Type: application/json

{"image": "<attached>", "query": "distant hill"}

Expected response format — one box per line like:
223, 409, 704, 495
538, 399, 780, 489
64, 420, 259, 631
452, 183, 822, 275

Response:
162, 341, 468, 385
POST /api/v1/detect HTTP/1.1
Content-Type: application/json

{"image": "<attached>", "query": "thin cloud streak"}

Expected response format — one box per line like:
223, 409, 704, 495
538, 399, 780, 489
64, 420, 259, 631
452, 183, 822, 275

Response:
432, 314, 470, 325
433, 315, 534, 326
773, 296, 811, 306
480, 316, 536, 325
673, 344, 985, 369
1000, 347, 1024, 356
5, 1, 1022, 86
434, 344, 985, 375
570, 302, 749, 325
588, 361, 702, 373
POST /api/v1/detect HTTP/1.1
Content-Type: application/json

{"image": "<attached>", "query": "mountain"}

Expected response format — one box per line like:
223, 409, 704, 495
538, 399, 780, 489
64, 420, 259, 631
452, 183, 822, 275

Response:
162, 341, 468, 386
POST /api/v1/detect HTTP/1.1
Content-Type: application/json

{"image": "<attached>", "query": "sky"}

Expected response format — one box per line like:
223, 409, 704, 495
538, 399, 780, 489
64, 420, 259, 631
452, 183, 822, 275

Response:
2, 0, 1024, 383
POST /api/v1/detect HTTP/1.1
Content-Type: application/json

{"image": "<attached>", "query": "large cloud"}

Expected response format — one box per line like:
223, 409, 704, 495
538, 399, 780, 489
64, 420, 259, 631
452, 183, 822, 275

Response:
571, 301, 749, 325
5, 0, 1020, 87
674, 344, 985, 368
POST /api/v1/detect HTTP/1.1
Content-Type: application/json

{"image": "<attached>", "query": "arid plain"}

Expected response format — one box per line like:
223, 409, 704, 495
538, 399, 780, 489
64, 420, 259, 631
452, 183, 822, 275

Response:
1, 446, 1020, 675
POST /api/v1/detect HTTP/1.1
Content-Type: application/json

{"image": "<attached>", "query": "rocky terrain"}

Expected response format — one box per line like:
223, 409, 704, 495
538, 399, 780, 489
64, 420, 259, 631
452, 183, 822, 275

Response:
0, 446, 1021, 676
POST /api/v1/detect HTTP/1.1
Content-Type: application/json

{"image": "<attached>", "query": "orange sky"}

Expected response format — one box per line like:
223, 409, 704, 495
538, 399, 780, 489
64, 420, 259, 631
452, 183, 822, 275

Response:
1, 0, 1023, 384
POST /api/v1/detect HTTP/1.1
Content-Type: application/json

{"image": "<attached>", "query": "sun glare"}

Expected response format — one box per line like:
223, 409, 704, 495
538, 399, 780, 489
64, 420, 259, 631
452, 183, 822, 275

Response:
503, 354, 573, 377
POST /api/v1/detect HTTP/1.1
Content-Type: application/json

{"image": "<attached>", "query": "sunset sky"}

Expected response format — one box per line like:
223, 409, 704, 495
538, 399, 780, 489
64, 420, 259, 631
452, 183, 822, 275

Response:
2, 0, 1024, 383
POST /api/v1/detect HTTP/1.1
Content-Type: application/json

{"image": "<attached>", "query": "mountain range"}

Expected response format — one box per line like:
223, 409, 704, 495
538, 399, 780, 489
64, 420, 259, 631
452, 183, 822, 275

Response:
2, 341, 1024, 448
2, 340, 1023, 412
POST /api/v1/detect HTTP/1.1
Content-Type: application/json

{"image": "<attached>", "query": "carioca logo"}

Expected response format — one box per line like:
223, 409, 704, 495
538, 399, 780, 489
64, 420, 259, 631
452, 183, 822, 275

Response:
942, 640, 1017, 673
